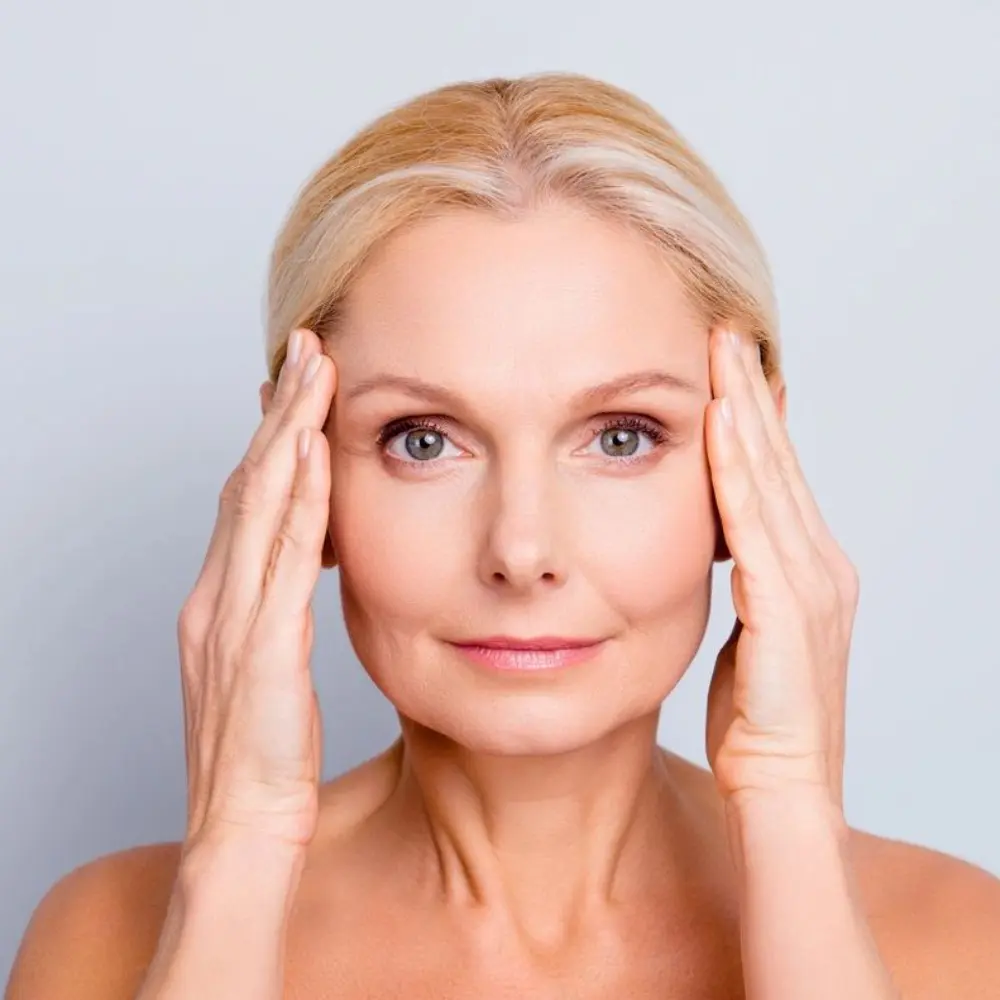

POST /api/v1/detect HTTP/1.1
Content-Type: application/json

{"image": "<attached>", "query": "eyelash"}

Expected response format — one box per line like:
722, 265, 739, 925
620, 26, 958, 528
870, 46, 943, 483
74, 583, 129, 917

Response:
375, 414, 673, 467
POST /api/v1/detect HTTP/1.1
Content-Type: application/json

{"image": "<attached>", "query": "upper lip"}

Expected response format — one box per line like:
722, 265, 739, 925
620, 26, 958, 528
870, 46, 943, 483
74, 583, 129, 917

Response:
450, 636, 605, 650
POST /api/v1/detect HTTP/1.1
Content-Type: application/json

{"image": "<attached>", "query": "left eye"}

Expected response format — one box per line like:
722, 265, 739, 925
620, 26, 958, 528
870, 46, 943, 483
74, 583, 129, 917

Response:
586, 417, 667, 459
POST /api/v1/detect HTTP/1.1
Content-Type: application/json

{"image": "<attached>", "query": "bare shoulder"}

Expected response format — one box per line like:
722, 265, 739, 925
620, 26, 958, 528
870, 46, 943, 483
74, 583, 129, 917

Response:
5, 743, 403, 1000
5, 841, 182, 1000
313, 736, 404, 843
851, 829, 1000, 999
665, 752, 1000, 998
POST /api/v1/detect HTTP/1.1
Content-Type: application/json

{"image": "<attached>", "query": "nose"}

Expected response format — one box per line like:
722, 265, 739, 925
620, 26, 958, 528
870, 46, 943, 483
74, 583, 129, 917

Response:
477, 458, 567, 595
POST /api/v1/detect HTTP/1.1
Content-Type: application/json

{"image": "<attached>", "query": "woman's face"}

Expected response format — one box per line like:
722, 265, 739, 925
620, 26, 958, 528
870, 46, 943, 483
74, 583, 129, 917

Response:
324, 199, 718, 755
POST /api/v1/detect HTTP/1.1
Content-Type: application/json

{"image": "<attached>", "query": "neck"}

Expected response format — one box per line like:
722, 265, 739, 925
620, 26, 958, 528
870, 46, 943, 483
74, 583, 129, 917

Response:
381, 712, 694, 949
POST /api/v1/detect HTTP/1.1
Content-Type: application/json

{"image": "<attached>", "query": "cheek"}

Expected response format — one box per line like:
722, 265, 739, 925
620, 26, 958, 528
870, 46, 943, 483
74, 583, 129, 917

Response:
573, 450, 717, 616
331, 447, 717, 627
329, 460, 461, 632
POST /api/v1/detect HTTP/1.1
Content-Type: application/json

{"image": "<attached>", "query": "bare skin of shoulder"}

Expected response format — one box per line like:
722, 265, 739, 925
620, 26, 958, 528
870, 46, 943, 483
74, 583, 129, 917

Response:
10, 744, 995, 1000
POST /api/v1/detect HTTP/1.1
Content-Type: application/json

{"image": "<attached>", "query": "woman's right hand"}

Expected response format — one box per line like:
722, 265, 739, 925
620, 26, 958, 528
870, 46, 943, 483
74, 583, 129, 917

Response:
176, 327, 335, 856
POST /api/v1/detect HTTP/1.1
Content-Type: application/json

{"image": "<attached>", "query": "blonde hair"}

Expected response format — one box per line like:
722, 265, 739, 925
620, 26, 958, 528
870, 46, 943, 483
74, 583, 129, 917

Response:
265, 72, 780, 384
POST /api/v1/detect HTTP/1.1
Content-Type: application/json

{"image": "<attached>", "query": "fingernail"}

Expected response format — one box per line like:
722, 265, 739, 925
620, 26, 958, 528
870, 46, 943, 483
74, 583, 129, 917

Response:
288, 330, 303, 368
303, 353, 322, 385
727, 330, 741, 353
298, 428, 311, 459
720, 397, 733, 425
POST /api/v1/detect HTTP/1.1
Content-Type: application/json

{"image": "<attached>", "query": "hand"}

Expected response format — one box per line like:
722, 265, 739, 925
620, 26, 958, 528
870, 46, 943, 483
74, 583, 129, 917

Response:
703, 327, 859, 811
176, 327, 336, 854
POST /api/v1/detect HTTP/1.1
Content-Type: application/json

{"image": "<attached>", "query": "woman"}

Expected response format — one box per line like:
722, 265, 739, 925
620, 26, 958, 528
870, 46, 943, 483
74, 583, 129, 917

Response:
7, 72, 1000, 1000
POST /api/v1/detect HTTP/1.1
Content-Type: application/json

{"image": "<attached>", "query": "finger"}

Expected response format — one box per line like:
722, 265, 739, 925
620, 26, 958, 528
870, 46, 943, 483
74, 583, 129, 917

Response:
218, 353, 336, 623
186, 328, 318, 607
705, 391, 785, 598
243, 328, 322, 465
736, 333, 837, 553
257, 425, 331, 618
710, 329, 819, 581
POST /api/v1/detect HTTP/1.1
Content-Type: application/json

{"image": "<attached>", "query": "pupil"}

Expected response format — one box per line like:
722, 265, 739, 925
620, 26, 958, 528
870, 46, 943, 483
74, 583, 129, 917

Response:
602, 428, 638, 456
405, 429, 444, 460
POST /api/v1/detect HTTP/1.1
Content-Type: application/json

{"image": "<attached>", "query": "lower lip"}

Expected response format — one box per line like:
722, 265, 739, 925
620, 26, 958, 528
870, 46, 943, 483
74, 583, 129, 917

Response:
449, 642, 604, 671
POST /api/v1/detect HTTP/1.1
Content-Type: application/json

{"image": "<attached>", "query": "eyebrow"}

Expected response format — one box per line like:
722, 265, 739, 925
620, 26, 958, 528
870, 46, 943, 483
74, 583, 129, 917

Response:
343, 369, 702, 408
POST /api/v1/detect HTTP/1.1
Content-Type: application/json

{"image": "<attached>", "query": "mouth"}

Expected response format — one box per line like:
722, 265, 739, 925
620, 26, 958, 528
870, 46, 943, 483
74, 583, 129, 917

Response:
445, 636, 607, 672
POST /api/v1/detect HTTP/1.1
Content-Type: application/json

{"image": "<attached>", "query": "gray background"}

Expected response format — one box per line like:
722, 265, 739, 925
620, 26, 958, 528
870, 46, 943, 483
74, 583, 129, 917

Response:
1, 0, 997, 980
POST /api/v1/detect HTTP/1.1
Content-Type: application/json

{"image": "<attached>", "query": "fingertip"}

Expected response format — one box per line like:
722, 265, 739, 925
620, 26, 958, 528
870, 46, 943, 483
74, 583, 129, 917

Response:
708, 326, 733, 395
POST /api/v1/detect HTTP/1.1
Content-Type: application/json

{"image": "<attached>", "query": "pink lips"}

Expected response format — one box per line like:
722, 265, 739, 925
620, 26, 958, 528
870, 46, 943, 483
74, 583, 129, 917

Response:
448, 636, 606, 672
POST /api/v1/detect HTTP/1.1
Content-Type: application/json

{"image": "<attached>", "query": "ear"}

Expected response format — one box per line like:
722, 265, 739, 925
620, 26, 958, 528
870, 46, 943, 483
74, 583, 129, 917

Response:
259, 380, 276, 417
712, 504, 730, 563
321, 533, 339, 569
771, 374, 788, 423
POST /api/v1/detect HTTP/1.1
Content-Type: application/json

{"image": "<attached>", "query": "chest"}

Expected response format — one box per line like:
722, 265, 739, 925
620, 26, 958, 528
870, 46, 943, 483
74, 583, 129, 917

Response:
281, 905, 746, 1000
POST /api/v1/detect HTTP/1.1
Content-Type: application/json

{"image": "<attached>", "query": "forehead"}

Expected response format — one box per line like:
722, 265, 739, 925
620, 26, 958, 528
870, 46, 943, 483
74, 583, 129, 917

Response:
335, 200, 708, 389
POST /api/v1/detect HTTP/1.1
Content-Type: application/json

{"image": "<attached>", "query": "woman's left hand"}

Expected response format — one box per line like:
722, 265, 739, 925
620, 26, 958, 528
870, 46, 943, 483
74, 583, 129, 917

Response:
704, 326, 860, 813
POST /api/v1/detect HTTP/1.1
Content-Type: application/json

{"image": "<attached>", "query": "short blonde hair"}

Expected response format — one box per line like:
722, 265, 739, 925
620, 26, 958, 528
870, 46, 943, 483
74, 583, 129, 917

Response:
265, 72, 780, 384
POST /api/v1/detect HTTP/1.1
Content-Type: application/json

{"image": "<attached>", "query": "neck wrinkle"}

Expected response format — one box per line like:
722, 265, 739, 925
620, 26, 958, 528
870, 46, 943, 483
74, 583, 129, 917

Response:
383, 715, 691, 946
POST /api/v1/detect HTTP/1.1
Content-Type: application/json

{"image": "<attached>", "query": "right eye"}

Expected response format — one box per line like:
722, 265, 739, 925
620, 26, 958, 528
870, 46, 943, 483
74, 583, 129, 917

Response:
377, 417, 464, 465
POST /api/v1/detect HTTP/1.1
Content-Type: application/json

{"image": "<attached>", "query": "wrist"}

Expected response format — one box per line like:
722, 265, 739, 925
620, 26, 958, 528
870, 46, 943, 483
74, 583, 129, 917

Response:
723, 786, 850, 874
179, 827, 307, 912
726, 782, 846, 829
136, 832, 306, 999
721, 790, 897, 999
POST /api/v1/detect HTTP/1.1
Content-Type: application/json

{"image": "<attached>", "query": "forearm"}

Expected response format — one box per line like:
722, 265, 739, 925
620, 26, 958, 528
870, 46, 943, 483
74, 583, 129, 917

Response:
135, 833, 306, 1000
726, 791, 900, 1000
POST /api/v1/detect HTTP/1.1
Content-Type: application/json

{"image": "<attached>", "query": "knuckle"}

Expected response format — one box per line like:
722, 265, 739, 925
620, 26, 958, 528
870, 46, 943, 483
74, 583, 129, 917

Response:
736, 487, 759, 524
219, 462, 248, 504
813, 569, 840, 614
775, 440, 798, 477
269, 530, 292, 571
178, 593, 210, 646
221, 460, 269, 515
233, 465, 266, 513
838, 556, 861, 605
271, 521, 304, 563
757, 451, 784, 490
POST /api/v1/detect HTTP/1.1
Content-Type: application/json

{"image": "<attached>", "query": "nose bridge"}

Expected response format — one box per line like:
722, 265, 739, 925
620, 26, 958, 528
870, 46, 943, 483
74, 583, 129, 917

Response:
479, 444, 565, 591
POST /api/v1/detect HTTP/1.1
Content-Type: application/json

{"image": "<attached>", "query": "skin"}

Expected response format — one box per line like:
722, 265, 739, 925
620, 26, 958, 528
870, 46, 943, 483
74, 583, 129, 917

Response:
7, 199, 1000, 1000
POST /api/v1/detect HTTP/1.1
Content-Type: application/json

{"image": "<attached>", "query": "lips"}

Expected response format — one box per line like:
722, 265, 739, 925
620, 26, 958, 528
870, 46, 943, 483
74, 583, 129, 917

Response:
451, 636, 604, 651
446, 636, 607, 672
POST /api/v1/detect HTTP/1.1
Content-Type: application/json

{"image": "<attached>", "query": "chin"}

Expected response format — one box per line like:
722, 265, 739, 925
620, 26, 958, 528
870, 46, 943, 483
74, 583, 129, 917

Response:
391, 680, 663, 758
447, 715, 619, 758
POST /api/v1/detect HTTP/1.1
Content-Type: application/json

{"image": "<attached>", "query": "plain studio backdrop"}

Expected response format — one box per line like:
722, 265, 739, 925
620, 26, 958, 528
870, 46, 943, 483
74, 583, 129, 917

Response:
1, 0, 997, 979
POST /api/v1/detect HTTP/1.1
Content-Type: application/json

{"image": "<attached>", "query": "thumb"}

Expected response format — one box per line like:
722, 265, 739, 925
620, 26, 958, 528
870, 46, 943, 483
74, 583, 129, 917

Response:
705, 618, 742, 769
